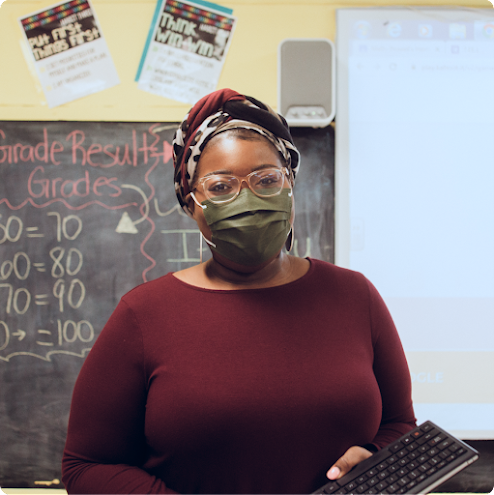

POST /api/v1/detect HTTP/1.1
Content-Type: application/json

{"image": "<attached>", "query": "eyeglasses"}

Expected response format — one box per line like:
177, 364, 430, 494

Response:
195, 167, 291, 205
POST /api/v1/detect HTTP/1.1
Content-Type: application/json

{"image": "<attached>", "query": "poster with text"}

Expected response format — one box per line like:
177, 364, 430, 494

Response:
19, 0, 120, 108
136, 0, 236, 104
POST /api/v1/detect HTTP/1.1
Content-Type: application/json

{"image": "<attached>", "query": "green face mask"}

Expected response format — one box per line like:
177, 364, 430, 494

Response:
200, 188, 292, 266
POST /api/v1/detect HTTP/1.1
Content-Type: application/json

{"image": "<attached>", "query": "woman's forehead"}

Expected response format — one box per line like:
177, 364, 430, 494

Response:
197, 134, 284, 176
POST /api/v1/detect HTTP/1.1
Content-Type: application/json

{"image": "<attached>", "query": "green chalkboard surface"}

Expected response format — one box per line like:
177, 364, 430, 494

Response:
0, 122, 335, 488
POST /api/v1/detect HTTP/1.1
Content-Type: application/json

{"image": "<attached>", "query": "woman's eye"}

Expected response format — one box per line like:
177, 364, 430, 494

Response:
256, 173, 281, 187
207, 181, 233, 194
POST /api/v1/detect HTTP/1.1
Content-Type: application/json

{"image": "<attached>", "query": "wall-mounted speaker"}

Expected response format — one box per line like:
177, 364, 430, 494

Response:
278, 38, 335, 127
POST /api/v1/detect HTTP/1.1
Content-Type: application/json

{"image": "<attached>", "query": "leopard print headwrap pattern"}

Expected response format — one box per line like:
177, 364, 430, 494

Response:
172, 88, 300, 216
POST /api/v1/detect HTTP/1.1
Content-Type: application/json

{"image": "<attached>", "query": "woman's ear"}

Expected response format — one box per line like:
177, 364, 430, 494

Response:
185, 193, 195, 214
186, 191, 207, 218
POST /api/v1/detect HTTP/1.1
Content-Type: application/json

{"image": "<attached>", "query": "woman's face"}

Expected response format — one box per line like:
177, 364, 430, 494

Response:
188, 132, 295, 270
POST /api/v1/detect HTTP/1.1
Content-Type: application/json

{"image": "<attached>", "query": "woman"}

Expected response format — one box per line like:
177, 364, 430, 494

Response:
62, 89, 416, 494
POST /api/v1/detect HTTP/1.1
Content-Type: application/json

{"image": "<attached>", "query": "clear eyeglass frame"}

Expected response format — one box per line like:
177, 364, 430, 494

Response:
195, 167, 291, 205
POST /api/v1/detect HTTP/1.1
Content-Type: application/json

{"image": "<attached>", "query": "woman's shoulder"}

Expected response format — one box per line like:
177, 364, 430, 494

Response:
119, 272, 182, 306
309, 257, 368, 283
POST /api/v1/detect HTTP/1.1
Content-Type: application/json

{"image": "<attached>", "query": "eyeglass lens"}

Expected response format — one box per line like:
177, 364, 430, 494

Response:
202, 169, 286, 203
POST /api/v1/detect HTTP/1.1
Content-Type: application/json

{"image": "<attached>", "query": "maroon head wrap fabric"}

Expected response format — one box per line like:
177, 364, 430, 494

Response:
172, 88, 300, 215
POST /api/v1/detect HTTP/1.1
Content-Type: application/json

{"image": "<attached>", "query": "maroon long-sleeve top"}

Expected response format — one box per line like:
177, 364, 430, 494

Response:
62, 258, 416, 494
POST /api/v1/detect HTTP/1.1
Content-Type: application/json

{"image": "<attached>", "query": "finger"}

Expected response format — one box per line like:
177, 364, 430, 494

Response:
326, 446, 373, 480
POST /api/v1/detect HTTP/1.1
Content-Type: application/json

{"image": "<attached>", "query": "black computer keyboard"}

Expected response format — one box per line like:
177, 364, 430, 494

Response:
313, 420, 479, 494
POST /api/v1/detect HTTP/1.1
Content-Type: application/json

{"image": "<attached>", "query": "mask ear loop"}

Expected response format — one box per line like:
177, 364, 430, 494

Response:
190, 191, 206, 209
199, 233, 203, 264
190, 193, 217, 257
285, 175, 294, 252
285, 226, 294, 252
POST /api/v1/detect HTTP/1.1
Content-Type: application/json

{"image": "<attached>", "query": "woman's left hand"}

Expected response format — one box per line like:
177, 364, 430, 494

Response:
326, 446, 374, 480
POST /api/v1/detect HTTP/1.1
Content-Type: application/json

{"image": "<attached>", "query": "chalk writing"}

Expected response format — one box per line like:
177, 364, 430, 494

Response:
0, 126, 174, 167
0, 215, 22, 243
161, 229, 202, 263
0, 122, 199, 363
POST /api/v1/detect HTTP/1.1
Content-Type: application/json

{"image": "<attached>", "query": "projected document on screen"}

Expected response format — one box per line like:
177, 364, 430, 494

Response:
336, 8, 494, 438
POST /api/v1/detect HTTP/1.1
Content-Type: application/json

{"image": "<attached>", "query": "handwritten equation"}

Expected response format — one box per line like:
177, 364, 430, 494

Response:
0, 211, 92, 362
0, 122, 207, 363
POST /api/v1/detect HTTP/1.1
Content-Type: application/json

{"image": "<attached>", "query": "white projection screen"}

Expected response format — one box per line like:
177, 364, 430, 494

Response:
335, 7, 494, 439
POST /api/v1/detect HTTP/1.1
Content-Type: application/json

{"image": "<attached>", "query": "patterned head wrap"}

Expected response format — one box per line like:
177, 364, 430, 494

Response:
172, 88, 300, 216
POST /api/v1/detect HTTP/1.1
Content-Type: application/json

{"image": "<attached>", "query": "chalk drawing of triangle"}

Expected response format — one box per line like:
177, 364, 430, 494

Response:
116, 212, 138, 234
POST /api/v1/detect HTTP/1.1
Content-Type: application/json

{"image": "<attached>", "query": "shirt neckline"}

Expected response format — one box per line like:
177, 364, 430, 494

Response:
169, 258, 316, 293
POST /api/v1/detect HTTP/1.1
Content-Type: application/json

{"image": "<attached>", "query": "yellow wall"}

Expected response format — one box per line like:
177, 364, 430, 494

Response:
0, 0, 490, 122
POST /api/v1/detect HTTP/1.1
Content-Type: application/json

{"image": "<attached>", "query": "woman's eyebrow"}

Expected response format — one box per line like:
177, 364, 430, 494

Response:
203, 164, 282, 178
203, 169, 233, 177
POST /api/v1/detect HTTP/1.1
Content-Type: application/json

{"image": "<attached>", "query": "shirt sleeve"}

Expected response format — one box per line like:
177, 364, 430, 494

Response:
62, 299, 178, 494
365, 278, 417, 449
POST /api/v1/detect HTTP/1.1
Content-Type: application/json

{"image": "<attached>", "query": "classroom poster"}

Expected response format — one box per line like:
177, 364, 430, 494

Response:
136, 0, 236, 104
18, 0, 120, 108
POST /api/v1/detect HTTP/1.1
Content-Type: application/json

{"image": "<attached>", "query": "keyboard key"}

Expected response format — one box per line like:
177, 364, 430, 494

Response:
438, 439, 453, 450
345, 481, 357, 491
368, 477, 379, 486
398, 476, 410, 486
322, 482, 340, 493
387, 483, 399, 493
407, 442, 419, 451
417, 473, 427, 483
418, 430, 438, 444
366, 468, 378, 477
421, 423, 434, 432
402, 436, 413, 445
376, 481, 388, 491
377, 462, 389, 471
356, 475, 367, 484
397, 467, 409, 477
388, 474, 398, 484
428, 447, 439, 457
429, 434, 446, 446
387, 455, 398, 464
411, 429, 424, 439
390, 442, 403, 453
356, 483, 369, 493
397, 449, 408, 458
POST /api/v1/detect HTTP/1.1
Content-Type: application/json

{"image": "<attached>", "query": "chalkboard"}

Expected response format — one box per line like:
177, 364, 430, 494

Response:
0, 122, 334, 488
